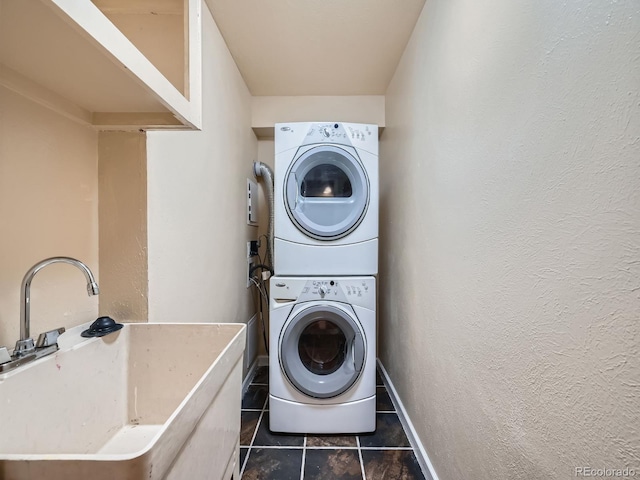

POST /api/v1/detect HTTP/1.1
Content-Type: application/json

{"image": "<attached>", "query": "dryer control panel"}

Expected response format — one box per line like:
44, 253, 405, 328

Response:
275, 122, 378, 156
271, 276, 376, 310
302, 122, 377, 151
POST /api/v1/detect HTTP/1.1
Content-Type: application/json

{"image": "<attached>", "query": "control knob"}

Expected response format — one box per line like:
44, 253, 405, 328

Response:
319, 284, 328, 298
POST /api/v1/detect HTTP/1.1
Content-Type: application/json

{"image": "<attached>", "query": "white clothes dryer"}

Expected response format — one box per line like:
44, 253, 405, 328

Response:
274, 122, 378, 276
269, 276, 376, 434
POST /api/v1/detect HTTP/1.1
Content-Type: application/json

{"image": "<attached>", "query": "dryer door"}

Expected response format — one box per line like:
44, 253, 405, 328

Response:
285, 145, 369, 240
280, 304, 366, 399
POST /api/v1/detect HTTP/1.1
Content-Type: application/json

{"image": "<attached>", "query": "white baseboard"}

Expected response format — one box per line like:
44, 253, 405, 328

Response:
377, 359, 440, 480
242, 354, 269, 392
242, 358, 259, 392
243, 314, 259, 374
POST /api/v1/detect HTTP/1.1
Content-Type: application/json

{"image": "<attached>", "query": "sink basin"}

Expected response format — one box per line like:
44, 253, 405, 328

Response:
0, 322, 246, 480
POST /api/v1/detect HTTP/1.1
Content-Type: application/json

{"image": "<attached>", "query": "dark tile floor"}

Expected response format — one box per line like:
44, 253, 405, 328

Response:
239, 365, 426, 480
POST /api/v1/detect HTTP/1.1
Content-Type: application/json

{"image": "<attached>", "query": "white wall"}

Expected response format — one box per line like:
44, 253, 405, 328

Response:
146, 2, 258, 325
0, 87, 99, 347
380, 1, 640, 479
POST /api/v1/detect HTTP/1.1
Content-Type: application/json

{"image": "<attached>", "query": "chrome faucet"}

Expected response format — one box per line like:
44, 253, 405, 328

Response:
12, 257, 99, 359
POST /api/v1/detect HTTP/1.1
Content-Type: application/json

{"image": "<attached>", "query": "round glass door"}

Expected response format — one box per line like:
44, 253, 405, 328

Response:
285, 146, 369, 240
280, 305, 365, 398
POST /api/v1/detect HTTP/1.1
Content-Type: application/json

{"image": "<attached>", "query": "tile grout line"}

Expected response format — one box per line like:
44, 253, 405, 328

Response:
242, 444, 303, 450
300, 436, 307, 480
356, 435, 367, 480
250, 394, 269, 445
238, 365, 265, 479
240, 393, 269, 478
360, 446, 413, 450
245, 445, 412, 450
238, 446, 250, 479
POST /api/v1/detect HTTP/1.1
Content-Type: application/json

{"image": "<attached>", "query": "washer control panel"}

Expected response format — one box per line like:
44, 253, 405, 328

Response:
306, 279, 371, 299
271, 276, 376, 310
304, 123, 349, 144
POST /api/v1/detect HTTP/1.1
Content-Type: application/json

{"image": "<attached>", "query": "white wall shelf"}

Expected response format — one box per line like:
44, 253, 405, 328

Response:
0, 0, 202, 130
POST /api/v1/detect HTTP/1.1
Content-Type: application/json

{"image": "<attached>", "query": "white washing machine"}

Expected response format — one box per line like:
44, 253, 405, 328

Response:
274, 122, 378, 276
269, 276, 376, 434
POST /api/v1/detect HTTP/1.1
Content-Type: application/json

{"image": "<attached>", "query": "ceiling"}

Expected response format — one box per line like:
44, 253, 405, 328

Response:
205, 0, 426, 96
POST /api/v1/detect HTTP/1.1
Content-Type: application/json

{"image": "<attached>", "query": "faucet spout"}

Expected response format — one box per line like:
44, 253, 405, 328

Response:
17, 257, 99, 355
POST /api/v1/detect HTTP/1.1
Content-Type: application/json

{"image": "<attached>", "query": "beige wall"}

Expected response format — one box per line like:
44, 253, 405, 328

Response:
98, 131, 148, 322
92, 0, 186, 95
146, 3, 258, 325
252, 96, 385, 138
379, 1, 640, 479
0, 87, 99, 347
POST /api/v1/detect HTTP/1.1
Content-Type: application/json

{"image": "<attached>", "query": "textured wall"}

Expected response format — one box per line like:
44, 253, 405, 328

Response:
98, 131, 148, 322
379, 1, 640, 479
251, 96, 385, 137
146, 2, 257, 324
0, 87, 99, 347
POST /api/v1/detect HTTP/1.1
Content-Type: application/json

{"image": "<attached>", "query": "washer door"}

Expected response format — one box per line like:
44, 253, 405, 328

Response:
285, 145, 369, 240
280, 304, 366, 399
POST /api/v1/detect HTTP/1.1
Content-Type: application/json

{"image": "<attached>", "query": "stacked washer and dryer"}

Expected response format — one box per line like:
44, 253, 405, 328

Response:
269, 122, 379, 434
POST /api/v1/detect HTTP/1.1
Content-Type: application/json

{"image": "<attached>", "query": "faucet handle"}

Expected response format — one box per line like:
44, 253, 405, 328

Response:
14, 338, 35, 357
0, 346, 11, 364
36, 327, 66, 348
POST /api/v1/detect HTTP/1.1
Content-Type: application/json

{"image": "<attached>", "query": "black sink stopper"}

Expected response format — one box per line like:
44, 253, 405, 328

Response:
81, 316, 123, 338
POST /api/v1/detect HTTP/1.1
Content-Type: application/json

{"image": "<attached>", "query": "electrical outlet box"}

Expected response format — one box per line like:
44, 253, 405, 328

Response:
246, 239, 260, 288
247, 241, 259, 258
247, 259, 254, 288
246, 240, 258, 288
249, 240, 259, 256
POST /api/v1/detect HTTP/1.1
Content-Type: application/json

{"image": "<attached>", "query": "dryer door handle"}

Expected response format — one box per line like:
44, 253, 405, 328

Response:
352, 333, 365, 372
